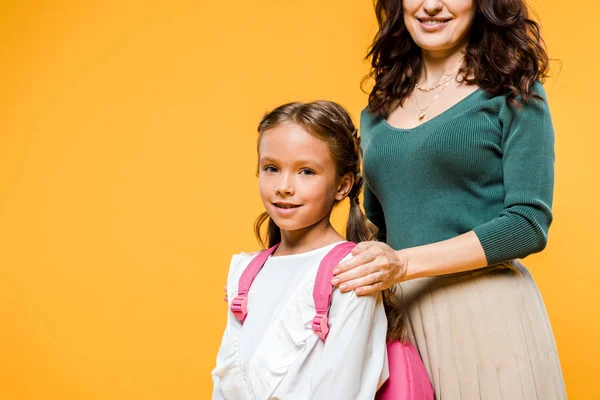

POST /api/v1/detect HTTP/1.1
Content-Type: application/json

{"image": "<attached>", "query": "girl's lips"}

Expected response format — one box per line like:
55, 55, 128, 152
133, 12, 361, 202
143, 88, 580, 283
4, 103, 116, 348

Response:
272, 203, 302, 215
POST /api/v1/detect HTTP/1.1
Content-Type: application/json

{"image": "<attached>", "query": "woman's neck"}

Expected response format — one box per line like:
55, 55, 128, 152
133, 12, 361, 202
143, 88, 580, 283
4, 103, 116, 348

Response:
419, 45, 467, 88
276, 218, 344, 256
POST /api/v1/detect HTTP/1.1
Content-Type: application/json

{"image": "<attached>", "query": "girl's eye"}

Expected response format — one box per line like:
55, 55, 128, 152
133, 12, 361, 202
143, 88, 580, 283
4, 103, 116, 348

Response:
300, 168, 316, 176
263, 165, 278, 173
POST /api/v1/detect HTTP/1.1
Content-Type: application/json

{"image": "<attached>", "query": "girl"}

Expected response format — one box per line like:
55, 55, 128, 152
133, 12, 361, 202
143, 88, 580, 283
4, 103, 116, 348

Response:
211, 101, 403, 399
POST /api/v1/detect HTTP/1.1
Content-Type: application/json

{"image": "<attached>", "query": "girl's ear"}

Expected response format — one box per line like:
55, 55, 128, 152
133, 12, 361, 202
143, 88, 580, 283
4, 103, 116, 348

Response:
335, 172, 354, 201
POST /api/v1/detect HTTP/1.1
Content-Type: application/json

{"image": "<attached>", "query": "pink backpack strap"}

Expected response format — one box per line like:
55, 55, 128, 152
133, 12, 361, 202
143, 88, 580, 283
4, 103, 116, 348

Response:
230, 243, 279, 323
311, 241, 356, 341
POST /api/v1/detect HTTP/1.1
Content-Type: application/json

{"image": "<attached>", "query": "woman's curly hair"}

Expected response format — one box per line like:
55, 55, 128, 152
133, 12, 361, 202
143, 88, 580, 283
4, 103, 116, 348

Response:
364, 0, 550, 117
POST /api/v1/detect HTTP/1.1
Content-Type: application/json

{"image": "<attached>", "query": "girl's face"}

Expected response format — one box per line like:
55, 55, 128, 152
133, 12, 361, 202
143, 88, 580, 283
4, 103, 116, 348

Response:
258, 124, 351, 234
403, 0, 476, 54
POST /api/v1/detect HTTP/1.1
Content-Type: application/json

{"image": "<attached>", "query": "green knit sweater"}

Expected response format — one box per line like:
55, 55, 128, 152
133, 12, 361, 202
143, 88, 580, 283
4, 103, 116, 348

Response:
360, 82, 554, 266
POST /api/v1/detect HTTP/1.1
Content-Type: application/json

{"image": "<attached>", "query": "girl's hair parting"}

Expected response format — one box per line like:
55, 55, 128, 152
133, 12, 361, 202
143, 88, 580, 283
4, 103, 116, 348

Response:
253, 100, 405, 341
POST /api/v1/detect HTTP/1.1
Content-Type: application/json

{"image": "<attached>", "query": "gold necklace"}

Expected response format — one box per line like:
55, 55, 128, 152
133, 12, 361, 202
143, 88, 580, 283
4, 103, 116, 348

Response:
415, 73, 456, 92
414, 77, 453, 120
415, 55, 464, 92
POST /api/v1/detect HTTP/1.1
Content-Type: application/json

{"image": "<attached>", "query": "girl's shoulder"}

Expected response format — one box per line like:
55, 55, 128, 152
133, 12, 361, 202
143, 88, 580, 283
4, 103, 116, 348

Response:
227, 242, 355, 284
228, 250, 259, 273
228, 251, 260, 286
231, 250, 260, 260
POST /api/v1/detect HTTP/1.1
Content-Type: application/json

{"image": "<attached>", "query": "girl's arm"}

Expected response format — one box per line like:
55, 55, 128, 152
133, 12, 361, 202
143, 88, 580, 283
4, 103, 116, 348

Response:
211, 322, 228, 400
307, 288, 389, 398
212, 254, 247, 399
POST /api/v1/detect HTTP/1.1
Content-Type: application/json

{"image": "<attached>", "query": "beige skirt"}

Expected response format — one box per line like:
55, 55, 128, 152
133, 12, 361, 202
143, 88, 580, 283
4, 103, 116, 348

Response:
400, 260, 566, 400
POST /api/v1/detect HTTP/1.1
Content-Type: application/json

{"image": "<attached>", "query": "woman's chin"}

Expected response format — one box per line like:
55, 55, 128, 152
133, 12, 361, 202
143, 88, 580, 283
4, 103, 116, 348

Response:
415, 39, 463, 55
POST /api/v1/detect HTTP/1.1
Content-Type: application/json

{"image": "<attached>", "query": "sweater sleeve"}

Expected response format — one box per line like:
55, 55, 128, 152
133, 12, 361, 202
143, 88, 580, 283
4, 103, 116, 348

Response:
473, 82, 555, 265
364, 183, 387, 243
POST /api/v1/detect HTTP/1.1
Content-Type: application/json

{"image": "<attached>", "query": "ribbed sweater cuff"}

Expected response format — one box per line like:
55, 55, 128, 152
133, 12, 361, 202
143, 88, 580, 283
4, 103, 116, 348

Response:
473, 214, 548, 266
473, 222, 510, 266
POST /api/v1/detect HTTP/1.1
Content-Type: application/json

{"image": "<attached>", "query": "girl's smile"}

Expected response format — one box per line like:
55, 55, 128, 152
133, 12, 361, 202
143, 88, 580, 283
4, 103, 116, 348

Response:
258, 123, 347, 234
271, 202, 302, 215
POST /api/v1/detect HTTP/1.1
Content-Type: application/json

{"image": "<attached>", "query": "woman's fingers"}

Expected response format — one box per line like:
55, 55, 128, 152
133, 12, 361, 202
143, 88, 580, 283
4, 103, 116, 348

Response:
338, 269, 385, 294
333, 259, 382, 289
223, 285, 228, 303
351, 240, 378, 256
334, 244, 379, 276
345, 242, 390, 269
355, 281, 384, 296
333, 243, 390, 280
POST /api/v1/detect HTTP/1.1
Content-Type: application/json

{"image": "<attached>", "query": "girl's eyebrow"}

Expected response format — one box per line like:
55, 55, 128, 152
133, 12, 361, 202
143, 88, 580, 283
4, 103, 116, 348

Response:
259, 155, 324, 169
259, 156, 278, 164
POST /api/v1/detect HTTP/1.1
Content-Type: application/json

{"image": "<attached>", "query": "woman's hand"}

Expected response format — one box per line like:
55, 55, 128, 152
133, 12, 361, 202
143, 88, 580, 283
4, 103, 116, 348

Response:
332, 241, 407, 295
223, 286, 228, 303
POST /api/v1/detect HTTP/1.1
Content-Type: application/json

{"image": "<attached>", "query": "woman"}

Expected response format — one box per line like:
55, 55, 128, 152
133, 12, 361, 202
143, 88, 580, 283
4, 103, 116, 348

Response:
332, 0, 567, 398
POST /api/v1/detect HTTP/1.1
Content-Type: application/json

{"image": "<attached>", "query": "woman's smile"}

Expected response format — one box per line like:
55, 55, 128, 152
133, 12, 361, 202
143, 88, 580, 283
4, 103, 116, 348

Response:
417, 17, 453, 32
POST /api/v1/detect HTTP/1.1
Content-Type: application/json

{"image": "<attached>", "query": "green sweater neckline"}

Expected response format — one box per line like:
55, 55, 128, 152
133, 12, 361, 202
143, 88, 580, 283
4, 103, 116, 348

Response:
378, 87, 486, 133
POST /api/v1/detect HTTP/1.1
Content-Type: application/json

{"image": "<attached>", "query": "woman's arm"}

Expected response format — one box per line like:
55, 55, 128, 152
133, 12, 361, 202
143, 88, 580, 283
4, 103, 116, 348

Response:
339, 184, 487, 293
335, 83, 554, 295
473, 82, 554, 264
332, 232, 486, 294
307, 288, 389, 398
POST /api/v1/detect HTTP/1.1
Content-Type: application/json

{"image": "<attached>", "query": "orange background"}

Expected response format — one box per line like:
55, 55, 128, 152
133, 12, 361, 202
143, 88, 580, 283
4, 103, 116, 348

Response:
1, 0, 597, 398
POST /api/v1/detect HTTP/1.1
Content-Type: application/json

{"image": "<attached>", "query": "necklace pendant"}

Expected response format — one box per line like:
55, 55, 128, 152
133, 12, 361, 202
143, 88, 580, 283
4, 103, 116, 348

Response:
418, 111, 426, 120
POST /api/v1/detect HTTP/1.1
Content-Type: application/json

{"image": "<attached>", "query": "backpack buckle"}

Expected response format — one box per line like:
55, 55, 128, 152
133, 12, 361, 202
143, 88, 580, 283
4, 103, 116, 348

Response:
231, 294, 248, 322
312, 313, 329, 341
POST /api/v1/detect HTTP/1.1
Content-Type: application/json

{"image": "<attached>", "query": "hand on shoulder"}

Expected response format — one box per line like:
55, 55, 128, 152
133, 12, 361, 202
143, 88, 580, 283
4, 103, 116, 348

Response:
332, 241, 408, 296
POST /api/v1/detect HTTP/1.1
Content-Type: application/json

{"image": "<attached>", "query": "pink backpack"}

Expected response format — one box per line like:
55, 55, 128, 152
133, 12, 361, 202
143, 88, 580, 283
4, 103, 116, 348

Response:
230, 242, 434, 400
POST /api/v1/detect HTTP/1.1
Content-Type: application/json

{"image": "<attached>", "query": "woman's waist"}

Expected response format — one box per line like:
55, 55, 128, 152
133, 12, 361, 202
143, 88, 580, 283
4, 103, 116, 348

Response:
396, 260, 536, 304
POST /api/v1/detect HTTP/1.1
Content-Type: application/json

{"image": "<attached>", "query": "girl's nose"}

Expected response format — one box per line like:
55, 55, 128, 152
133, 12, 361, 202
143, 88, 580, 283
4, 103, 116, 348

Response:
275, 174, 294, 196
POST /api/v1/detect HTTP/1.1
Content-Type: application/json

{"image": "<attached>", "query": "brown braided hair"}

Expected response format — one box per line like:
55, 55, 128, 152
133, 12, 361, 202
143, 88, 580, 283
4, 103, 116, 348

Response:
254, 100, 405, 341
